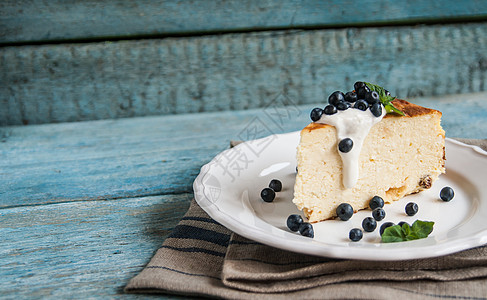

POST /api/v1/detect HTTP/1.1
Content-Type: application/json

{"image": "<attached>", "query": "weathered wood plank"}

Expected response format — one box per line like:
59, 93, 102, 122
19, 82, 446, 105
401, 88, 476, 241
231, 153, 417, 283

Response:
1, 93, 486, 207
1, 23, 487, 125
1, 0, 487, 44
0, 194, 191, 298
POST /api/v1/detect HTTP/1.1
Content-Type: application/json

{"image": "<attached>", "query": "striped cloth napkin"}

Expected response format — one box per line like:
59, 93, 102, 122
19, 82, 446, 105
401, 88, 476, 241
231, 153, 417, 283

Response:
125, 139, 487, 299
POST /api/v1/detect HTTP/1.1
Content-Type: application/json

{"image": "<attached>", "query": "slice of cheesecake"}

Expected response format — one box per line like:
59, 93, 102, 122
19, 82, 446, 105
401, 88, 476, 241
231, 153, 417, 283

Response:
293, 99, 445, 223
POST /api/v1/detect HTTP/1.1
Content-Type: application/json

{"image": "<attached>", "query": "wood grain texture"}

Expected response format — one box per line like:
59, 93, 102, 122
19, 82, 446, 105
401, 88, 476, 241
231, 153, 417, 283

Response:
2, 22, 487, 125
1, 93, 486, 208
1, 0, 487, 44
0, 194, 191, 298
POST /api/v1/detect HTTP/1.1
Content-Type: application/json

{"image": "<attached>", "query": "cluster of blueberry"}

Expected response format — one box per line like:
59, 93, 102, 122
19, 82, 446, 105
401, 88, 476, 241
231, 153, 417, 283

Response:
260, 179, 283, 203
261, 178, 455, 241
310, 81, 387, 122
345, 186, 455, 242
287, 214, 314, 238
260, 179, 315, 238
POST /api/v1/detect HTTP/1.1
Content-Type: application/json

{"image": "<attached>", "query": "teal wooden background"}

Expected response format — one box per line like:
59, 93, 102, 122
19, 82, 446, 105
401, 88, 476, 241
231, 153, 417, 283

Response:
2, 23, 487, 125
1, 1, 487, 125
2, 0, 487, 44
2, 1, 487, 299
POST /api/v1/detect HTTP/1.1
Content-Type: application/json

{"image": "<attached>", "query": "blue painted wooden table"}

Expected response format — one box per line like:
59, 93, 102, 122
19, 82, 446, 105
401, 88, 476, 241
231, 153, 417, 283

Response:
1, 92, 486, 298
2, 0, 487, 298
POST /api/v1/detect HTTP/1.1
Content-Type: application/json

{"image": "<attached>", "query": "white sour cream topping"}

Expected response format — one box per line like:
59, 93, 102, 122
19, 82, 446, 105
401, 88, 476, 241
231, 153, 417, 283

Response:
316, 107, 386, 189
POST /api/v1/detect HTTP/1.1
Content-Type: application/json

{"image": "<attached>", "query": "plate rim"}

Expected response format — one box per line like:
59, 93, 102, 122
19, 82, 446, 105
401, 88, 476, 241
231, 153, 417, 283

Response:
194, 133, 487, 261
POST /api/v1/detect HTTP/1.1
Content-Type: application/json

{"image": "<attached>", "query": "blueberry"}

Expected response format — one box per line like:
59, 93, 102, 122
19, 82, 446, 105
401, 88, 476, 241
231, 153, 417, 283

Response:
354, 99, 369, 111
298, 222, 314, 238
353, 81, 366, 92
344, 91, 358, 103
336, 203, 354, 221
365, 91, 380, 104
372, 207, 386, 221
362, 217, 377, 232
380, 222, 395, 236
269, 179, 282, 192
336, 101, 351, 111
370, 102, 383, 117
405, 202, 418, 216
328, 91, 345, 106
260, 188, 275, 202
338, 138, 353, 153
323, 104, 337, 115
310, 107, 323, 122
357, 86, 370, 99
349, 228, 363, 242
398, 221, 410, 227
287, 214, 303, 232
440, 186, 454, 202
369, 196, 384, 210
385, 89, 391, 96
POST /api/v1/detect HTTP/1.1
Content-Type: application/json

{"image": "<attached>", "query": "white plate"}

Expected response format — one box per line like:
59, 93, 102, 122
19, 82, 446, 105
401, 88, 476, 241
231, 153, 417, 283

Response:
194, 133, 487, 260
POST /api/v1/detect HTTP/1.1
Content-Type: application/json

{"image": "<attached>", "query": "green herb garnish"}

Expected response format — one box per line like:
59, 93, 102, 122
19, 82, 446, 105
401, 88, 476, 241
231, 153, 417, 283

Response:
364, 82, 405, 116
381, 220, 434, 243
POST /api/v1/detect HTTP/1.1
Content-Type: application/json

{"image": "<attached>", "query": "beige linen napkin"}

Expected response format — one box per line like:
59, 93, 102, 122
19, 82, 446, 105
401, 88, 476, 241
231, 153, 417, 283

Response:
125, 139, 487, 299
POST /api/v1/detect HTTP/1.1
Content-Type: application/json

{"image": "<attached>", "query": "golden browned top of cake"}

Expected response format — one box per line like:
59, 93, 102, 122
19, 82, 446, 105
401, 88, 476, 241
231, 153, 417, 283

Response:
303, 99, 442, 132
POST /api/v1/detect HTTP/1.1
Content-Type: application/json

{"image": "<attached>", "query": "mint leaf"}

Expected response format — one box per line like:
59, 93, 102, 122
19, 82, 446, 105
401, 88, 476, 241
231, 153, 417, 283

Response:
364, 82, 405, 116
381, 225, 405, 243
411, 220, 434, 238
382, 220, 434, 243
402, 223, 420, 241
